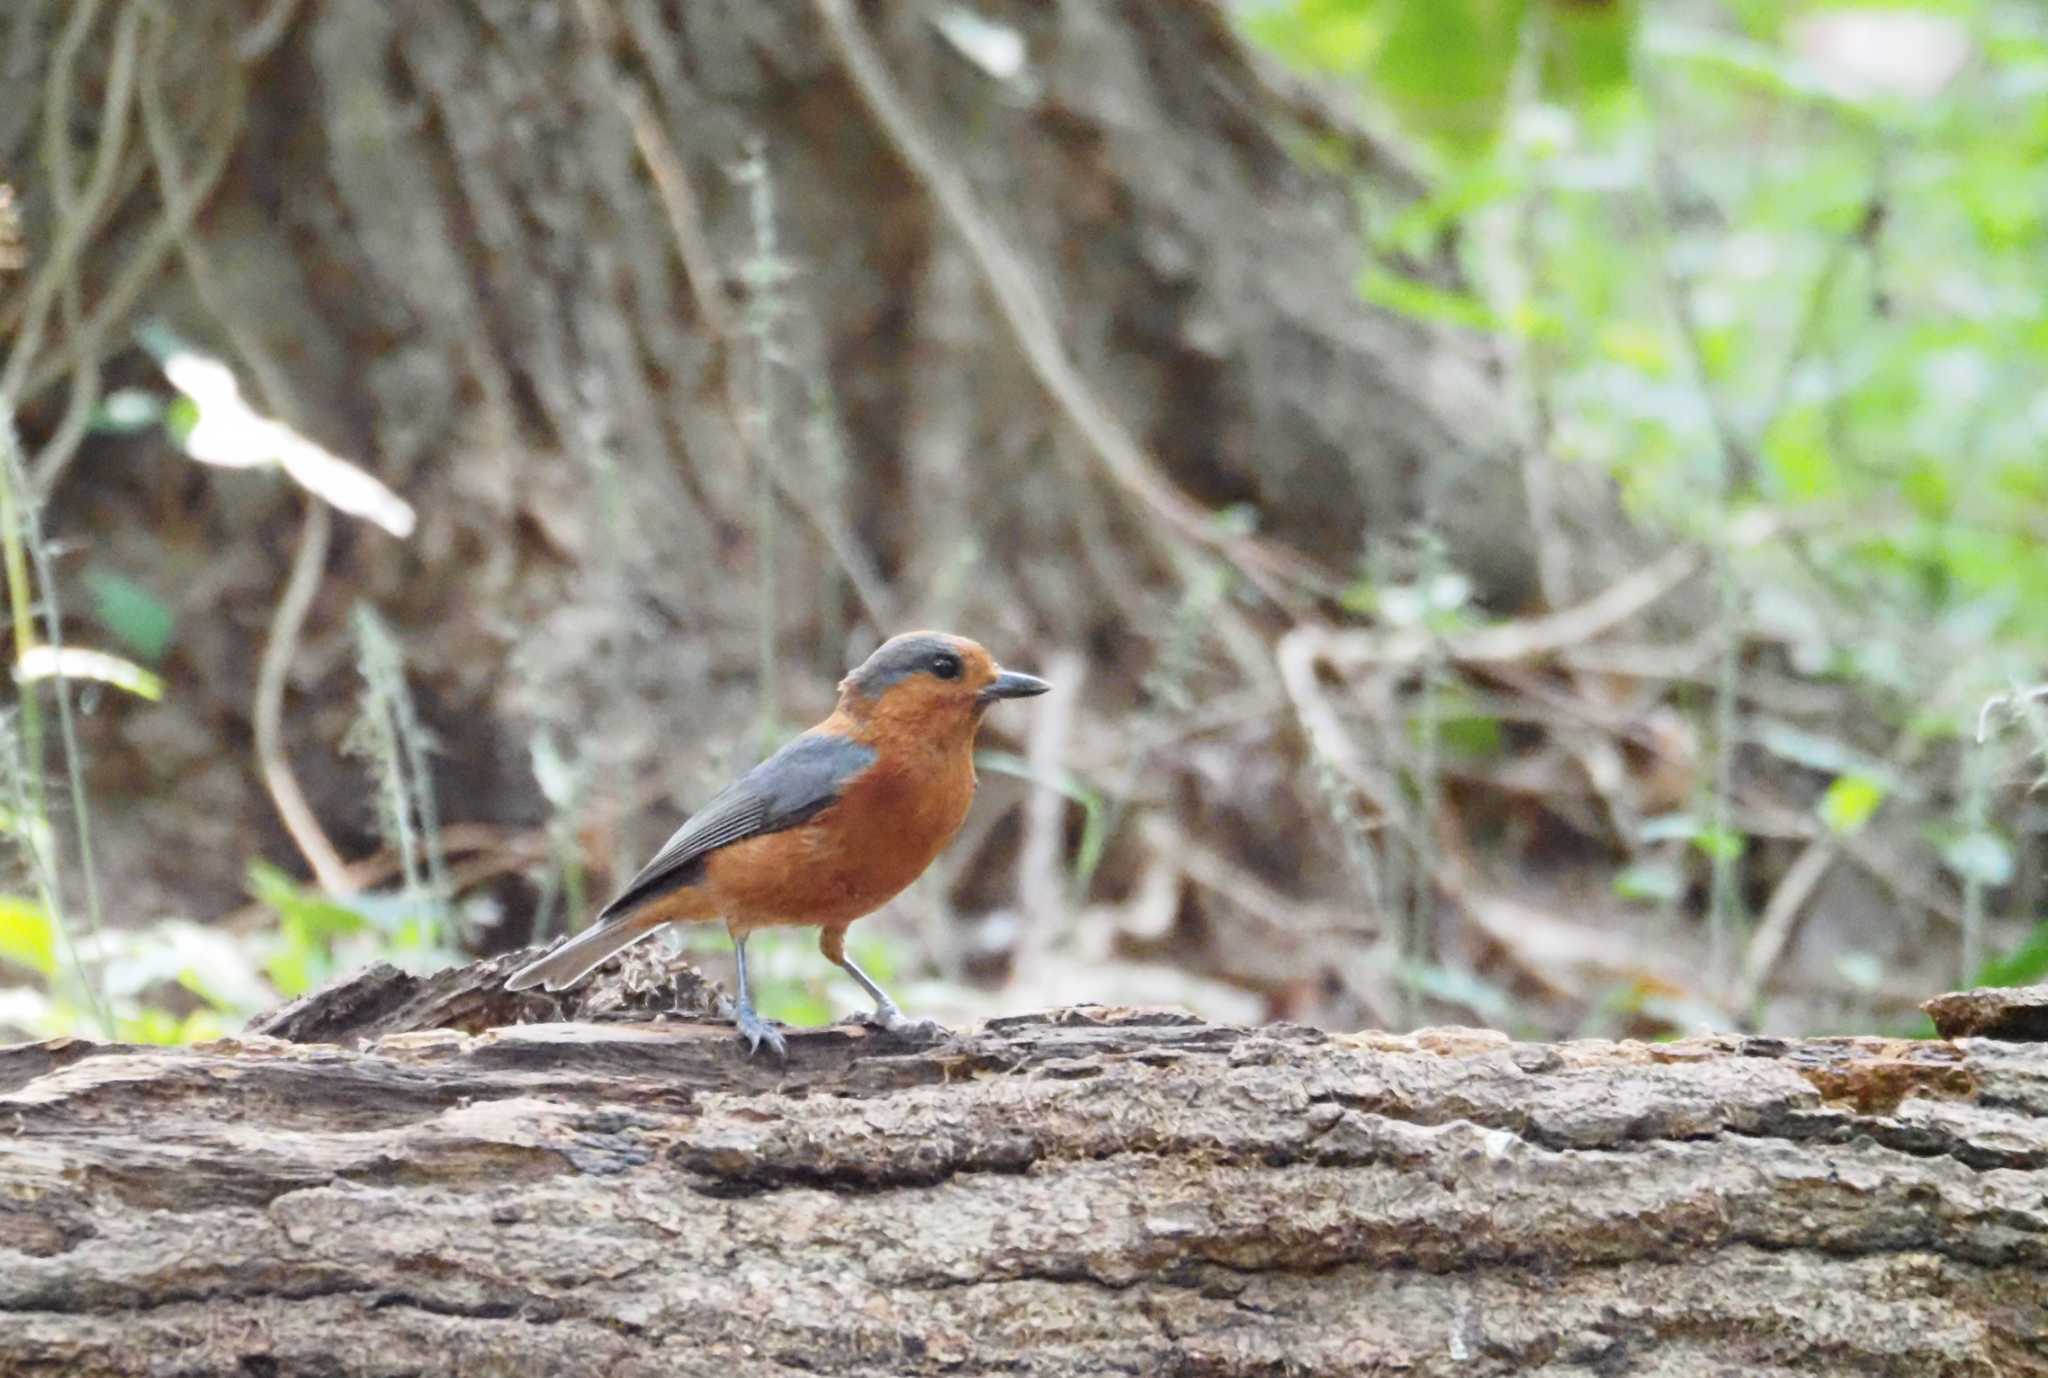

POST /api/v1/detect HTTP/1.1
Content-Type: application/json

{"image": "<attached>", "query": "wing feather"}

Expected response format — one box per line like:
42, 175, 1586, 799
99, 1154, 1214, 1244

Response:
596, 731, 876, 921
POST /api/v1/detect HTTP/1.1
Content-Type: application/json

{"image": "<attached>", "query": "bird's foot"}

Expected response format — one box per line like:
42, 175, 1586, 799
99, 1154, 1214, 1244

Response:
867, 1001, 948, 1042
733, 1004, 788, 1059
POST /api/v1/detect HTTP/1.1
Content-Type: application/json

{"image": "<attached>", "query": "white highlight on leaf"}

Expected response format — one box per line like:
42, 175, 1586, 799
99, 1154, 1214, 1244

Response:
931, 7, 1028, 84
14, 645, 165, 701
161, 348, 416, 537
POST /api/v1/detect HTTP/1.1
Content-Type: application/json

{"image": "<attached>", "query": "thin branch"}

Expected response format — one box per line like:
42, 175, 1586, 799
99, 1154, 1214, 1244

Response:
30, 7, 244, 492
232, 0, 305, 64
254, 502, 351, 892
0, 0, 142, 405
1740, 836, 1838, 1006
1304, 543, 1708, 676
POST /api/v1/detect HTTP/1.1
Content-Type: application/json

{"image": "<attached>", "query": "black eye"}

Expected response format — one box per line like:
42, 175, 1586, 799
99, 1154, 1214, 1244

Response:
930, 652, 963, 680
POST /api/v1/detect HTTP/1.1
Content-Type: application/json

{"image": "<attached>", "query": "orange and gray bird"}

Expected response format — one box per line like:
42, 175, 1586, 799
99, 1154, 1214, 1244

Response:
505, 631, 1050, 1056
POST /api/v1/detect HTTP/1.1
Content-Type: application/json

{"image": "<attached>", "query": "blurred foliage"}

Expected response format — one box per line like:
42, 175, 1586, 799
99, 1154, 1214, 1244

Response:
0, 867, 466, 1045
83, 569, 175, 664
0, 859, 914, 1042
670, 921, 909, 1029
0, 182, 947, 1048
1248, 0, 1639, 159
1248, 0, 2048, 999
12, 2, 2048, 1049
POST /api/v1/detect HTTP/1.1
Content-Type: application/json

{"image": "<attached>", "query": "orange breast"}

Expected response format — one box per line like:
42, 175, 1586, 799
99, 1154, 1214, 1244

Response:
700, 743, 977, 932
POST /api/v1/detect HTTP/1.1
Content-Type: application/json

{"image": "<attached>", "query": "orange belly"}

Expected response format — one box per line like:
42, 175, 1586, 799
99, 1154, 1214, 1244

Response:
696, 747, 977, 934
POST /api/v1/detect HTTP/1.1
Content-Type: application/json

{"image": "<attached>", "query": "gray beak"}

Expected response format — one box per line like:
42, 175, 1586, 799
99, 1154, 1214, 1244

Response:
978, 669, 1051, 704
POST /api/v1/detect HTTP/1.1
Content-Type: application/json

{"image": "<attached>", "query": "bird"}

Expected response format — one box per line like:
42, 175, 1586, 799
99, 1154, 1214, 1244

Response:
505, 631, 1050, 1056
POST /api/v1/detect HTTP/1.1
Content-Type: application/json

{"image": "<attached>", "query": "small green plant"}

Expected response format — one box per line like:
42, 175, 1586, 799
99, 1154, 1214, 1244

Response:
0, 855, 486, 1047
0, 406, 114, 1035
528, 729, 594, 945
735, 136, 791, 751
1091, 559, 1232, 898
977, 750, 1111, 898
248, 862, 463, 997
1248, 0, 2048, 1030
346, 604, 452, 948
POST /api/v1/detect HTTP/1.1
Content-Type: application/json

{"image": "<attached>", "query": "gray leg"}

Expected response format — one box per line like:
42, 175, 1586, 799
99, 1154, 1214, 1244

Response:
821, 926, 946, 1040
731, 936, 787, 1058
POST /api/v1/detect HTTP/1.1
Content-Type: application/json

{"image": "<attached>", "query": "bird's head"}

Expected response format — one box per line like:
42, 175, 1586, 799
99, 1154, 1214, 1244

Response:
837, 631, 1049, 737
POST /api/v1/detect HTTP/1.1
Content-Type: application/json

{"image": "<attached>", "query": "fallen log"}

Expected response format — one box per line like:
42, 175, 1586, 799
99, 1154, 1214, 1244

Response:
4, 957, 2046, 1376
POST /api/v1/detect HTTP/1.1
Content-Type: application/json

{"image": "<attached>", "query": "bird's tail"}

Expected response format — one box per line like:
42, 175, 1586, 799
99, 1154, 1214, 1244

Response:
504, 918, 657, 992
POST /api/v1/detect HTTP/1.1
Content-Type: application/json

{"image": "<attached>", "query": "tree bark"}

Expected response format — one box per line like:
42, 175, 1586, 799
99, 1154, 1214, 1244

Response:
6, 959, 2046, 1376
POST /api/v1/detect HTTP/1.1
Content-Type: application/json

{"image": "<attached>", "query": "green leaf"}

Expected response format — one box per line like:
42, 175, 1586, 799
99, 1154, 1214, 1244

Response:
1595, 320, 1674, 378
114, 1006, 230, 1046
1762, 406, 1842, 501
1375, 162, 1518, 258
1395, 959, 1517, 1024
1360, 267, 1501, 332
247, 861, 369, 944
164, 394, 200, 446
1434, 713, 1504, 758
976, 750, 1112, 894
116, 1006, 190, 1046
1405, 683, 1501, 758
1375, 0, 1525, 155
1241, 0, 1384, 75
1977, 923, 2048, 989
1545, 0, 1637, 105
1900, 457, 1952, 518
84, 570, 175, 663
1692, 826, 1747, 862
265, 946, 317, 999
1614, 863, 1686, 904
0, 895, 57, 976
758, 988, 834, 1027
1820, 774, 1887, 835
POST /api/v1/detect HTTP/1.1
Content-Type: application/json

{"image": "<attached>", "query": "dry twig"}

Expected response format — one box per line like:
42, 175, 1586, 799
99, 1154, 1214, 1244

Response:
135, 11, 349, 891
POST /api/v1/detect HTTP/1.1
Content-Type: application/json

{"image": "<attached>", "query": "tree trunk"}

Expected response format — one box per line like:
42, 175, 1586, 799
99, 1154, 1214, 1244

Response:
6, 958, 2046, 1376
6, 0, 1633, 965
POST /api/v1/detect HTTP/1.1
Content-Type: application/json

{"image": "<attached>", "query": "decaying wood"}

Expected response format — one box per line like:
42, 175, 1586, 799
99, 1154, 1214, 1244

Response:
1925, 982, 2048, 1041
244, 943, 726, 1047
6, 959, 2048, 1376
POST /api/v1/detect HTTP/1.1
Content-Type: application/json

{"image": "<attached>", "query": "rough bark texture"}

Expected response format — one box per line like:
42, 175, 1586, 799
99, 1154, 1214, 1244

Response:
1925, 982, 2048, 1041
6, 963, 2048, 1376
242, 945, 727, 1048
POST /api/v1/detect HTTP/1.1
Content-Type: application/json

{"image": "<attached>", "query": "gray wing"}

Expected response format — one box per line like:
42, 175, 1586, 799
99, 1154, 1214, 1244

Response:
596, 731, 877, 921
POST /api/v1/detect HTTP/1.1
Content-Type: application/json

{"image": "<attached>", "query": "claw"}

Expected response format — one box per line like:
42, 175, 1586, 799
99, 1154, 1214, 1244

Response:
735, 1006, 788, 1059
868, 1001, 948, 1042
